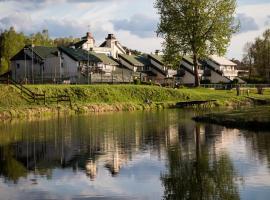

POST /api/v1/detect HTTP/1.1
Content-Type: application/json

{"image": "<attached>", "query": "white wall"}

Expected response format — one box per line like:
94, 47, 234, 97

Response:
205, 67, 231, 83
61, 52, 80, 83
180, 71, 195, 85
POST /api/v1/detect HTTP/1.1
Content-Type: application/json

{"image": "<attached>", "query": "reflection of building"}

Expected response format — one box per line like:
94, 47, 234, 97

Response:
85, 160, 97, 181
105, 147, 121, 176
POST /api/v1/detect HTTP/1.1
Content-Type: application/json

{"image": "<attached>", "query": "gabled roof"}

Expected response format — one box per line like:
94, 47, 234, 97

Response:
59, 46, 118, 65
99, 41, 107, 47
148, 54, 164, 65
73, 40, 88, 49
10, 49, 31, 61
209, 55, 237, 66
119, 54, 144, 67
59, 46, 98, 62
182, 56, 202, 66
180, 63, 195, 76
11, 46, 58, 61
135, 55, 152, 66
32, 46, 58, 59
90, 52, 119, 66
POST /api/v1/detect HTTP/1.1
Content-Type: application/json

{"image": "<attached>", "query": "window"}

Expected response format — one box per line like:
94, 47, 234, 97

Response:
16, 63, 20, 69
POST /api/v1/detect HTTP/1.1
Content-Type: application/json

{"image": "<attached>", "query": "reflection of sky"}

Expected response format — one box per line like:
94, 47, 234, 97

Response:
212, 128, 270, 200
0, 152, 165, 200
1, 111, 270, 200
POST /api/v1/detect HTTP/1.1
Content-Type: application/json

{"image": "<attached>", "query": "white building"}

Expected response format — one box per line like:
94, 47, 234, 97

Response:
204, 55, 244, 83
59, 46, 119, 83
10, 45, 60, 83
73, 32, 126, 59
177, 56, 204, 85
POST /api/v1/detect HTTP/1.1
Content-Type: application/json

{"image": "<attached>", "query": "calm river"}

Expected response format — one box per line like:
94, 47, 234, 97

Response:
0, 109, 270, 200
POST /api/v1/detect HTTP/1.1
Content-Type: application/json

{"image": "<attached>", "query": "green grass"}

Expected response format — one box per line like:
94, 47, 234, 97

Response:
1, 84, 270, 119
194, 106, 270, 131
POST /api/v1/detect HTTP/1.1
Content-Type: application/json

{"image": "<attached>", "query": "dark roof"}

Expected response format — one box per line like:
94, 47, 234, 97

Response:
59, 46, 98, 62
119, 54, 144, 67
148, 54, 164, 65
201, 60, 231, 81
99, 41, 107, 47
11, 46, 58, 61
136, 55, 152, 66
180, 63, 195, 76
90, 52, 119, 66
182, 56, 202, 66
10, 49, 31, 61
32, 46, 58, 59
59, 46, 118, 65
73, 40, 88, 49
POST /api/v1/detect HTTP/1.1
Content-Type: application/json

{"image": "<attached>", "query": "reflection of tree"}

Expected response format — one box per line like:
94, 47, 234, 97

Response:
0, 146, 27, 183
161, 125, 240, 200
244, 132, 270, 170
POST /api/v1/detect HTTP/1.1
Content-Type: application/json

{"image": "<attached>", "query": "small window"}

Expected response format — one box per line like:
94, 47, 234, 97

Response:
17, 63, 20, 69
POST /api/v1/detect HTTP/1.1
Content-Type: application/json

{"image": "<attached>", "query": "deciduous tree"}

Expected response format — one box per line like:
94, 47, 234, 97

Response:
155, 0, 238, 86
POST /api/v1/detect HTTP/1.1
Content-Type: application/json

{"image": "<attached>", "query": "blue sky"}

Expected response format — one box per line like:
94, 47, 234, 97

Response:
0, 0, 269, 59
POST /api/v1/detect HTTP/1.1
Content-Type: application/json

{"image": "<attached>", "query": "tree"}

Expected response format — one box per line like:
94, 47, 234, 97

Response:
155, 0, 238, 86
0, 27, 26, 75
242, 42, 254, 80
242, 29, 270, 81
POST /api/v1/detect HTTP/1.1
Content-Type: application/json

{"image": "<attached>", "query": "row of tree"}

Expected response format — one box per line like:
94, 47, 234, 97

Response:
0, 27, 80, 75
242, 29, 270, 82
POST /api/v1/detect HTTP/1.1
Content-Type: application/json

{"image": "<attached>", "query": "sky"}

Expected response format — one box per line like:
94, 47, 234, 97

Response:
0, 0, 269, 60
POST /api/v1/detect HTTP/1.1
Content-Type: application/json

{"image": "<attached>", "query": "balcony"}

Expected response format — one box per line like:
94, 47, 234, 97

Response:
222, 70, 238, 77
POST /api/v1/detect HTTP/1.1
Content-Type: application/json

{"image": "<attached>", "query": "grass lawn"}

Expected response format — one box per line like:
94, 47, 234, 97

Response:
1, 84, 270, 119
193, 106, 270, 131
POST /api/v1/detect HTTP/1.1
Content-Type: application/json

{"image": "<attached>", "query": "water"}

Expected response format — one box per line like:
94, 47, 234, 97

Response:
0, 109, 270, 200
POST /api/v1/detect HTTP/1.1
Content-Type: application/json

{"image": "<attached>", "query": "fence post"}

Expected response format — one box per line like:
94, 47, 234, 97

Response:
44, 92, 46, 105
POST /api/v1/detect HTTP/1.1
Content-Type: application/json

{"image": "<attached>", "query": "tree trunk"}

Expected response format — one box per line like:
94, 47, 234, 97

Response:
193, 54, 200, 87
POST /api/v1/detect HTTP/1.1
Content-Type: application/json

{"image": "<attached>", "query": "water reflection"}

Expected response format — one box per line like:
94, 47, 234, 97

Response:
161, 124, 240, 200
0, 110, 269, 199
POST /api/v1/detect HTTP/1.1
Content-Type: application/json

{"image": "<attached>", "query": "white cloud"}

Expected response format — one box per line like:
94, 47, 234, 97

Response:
227, 3, 270, 59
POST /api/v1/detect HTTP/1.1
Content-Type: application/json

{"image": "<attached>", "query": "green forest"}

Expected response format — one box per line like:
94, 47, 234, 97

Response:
0, 27, 80, 75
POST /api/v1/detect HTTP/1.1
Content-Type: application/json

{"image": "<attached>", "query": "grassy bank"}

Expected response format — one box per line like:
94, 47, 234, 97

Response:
1, 84, 270, 120
193, 106, 270, 131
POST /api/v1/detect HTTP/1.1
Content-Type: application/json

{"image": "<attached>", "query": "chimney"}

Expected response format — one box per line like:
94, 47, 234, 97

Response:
86, 32, 94, 39
106, 34, 116, 40
155, 50, 160, 55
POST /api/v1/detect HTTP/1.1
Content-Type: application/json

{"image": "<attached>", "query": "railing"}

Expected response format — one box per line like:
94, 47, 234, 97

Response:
200, 84, 270, 89
0, 76, 72, 107
3, 76, 46, 104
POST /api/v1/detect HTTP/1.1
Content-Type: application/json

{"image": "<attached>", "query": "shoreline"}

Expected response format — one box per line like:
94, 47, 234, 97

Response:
193, 106, 270, 131
1, 84, 270, 121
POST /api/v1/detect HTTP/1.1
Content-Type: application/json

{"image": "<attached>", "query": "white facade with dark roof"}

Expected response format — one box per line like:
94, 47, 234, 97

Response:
73, 32, 126, 59
206, 55, 238, 80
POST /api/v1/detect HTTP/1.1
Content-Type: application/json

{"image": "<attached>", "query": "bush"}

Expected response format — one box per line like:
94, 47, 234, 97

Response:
200, 79, 211, 84
133, 79, 141, 85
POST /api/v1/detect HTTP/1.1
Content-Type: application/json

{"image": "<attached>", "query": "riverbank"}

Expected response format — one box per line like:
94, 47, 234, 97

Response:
193, 106, 270, 131
1, 84, 270, 120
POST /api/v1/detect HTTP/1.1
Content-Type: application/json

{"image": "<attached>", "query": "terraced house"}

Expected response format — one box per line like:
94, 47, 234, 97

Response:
59, 47, 119, 84
10, 45, 60, 83
10, 31, 244, 85
203, 55, 245, 84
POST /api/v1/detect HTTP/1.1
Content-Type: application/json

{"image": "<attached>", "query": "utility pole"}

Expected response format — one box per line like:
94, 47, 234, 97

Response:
24, 47, 27, 83
31, 38, 34, 84
88, 49, 90, 85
